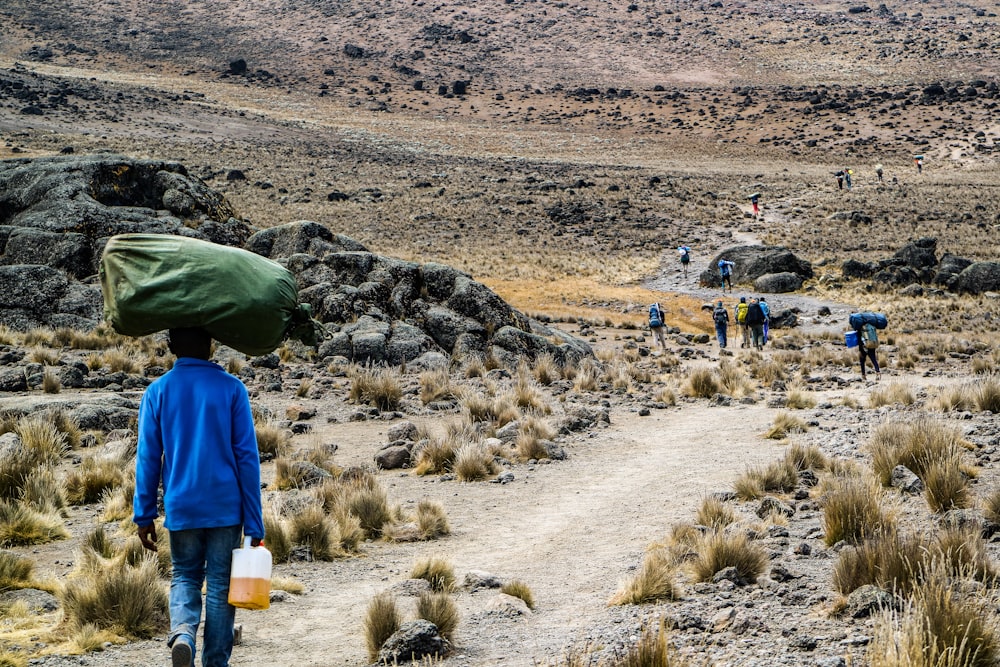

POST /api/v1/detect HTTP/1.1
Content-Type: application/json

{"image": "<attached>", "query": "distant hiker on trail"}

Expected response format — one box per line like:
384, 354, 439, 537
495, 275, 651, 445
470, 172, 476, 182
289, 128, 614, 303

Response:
748, 192, 761, 218
648, 302, 667, 350
914, 155, 924, 173
746, 297, 766, 350
718, 259, 735, 292
834, 170, 845, 190
844, 168, 853, 190
875, 164, 884, 183
712, 300, 730, 349
759, 296, 771, 345
734, 296, 750, 349
678, 245, 691, 279
849, 312, 883, 382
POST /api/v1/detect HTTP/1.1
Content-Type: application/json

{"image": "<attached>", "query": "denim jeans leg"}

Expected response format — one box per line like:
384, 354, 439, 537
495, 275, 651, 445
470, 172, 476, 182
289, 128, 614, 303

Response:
169, 529, 207, 662
202, 525, 242, 667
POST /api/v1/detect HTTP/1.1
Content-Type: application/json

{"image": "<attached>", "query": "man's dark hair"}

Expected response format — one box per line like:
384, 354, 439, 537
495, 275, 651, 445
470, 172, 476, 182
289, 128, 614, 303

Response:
167, 328, 212, 360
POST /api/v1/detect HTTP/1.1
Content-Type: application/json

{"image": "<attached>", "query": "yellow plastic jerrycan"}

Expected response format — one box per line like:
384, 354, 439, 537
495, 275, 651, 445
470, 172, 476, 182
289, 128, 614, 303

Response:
228, 536, 272, 610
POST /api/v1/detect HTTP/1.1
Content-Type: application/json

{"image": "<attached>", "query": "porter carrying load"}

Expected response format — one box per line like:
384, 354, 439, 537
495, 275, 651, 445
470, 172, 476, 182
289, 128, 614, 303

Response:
100, 234, 324, 356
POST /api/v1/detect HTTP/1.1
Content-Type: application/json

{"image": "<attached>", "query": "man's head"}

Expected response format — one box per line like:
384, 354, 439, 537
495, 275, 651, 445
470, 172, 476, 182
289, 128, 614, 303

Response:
740, 296, 746, 303
716, 301, 723, 308
167, 328, 212, 360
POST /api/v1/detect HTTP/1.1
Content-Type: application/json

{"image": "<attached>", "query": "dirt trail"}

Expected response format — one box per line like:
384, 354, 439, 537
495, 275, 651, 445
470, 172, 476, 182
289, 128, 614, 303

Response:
96, 404, 780, 667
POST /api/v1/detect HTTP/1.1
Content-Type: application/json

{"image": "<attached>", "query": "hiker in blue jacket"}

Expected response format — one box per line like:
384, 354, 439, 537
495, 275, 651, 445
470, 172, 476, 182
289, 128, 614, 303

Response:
718, 259, 735, 292
134, 328, 264, 667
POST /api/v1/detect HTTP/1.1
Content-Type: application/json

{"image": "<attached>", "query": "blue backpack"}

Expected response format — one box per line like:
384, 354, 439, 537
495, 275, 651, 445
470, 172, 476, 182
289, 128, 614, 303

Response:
649, 304, 663, 328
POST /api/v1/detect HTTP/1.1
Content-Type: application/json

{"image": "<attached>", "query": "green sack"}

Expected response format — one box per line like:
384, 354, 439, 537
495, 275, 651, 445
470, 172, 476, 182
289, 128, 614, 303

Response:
100, 234, 321, 356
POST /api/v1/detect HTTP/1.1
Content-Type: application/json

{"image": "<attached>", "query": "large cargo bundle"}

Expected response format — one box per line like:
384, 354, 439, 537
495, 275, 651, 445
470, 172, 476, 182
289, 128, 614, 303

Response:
100, 234, 319, 356
848, 312, 888, 331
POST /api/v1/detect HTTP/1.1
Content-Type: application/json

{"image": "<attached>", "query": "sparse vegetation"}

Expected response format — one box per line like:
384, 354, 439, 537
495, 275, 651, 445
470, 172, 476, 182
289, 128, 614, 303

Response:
364, 593, 401, 662
411, 557, 455, 593
609, 548, 679, 605
690, 531, 766, 584
60, 556, 168, 637
821, 474, 893, 546
416, 591, 459, 641
501, 580, 536, 610
764, 412, 807, 439
349, 366, 403, 411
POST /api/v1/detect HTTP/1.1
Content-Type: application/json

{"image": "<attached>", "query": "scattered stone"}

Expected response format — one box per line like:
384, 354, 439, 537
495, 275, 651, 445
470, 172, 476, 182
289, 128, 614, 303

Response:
889, 465, 923, 493
376, 619, 449, 664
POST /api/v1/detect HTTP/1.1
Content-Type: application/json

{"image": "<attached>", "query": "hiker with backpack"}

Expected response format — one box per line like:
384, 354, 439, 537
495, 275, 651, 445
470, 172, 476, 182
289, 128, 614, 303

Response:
834, 170, 845, 190
734, 296, 750, 349
745, 297, 766, 350
648, 302, 667, 350
678, 245, 691, 279
718, 259, 735, 292
712, 300, 729, 349
759, 297, 770, 345
748, 193, 761, 218
848, 312, 886, 381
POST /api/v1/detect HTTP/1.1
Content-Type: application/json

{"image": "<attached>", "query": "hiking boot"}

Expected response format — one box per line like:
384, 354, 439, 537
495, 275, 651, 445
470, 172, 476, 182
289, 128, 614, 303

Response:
172, 640, 193, 667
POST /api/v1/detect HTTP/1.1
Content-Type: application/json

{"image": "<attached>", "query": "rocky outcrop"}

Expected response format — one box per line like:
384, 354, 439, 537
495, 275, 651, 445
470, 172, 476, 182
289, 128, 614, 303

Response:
840, 238, 978, 294
753, 272, 803, 293
952, 261, 1000, 295
699, 245, 812, 288
376, 620, 449, 664
0, 155, 592, 368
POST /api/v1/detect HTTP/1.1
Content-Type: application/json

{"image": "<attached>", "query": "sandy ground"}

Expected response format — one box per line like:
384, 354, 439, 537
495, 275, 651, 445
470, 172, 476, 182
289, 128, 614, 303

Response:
82, 401, 780, 667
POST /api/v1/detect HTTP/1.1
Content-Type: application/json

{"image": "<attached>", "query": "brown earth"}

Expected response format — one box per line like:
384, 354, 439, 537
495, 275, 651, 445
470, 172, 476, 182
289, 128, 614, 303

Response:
2, 1, 1000, 666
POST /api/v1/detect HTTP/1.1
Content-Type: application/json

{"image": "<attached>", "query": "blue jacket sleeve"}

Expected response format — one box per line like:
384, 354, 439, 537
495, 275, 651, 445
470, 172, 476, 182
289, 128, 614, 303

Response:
133, 390, 163, 527
232, 386, 265, 540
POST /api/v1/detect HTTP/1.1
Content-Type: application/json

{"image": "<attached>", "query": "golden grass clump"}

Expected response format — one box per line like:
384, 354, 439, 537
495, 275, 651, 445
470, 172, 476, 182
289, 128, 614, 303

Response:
971, 375, 1000, 413
821, 474, 893, 546
984, 488, 1000, 527
500, 580, 536, 610
414, 436, 459, 476
454, 443, 498, 482
683, 368, 719, 398
411, 557, 456, 592
932, 526, 997, 584
764, 412, 808, 440
716, 360, 754, 398
21, 467, 66, 516
349, 366, 403, 411
784, 387, 817, 409
513, 372, 550, 413
287, 504, 341, 561
733, 457, 798, 501
868, 382, 916, 408
14, 416, 69, 466
415, 499, 451, 540
867, 567, 998, 667
833, 530, 927, 596
786, 442, 828, 472
532, 353, 560, 386
922, 453, 972, 513
695, 496, 736, 530
416, 591, 459, 641
0, 551, 34, 591
690, 531, 766, 584
364, 593, 401, 662
41, 369, 61, 394
60, 556, 168, 638
254, 421, 291, 460
0, 499, 68, 547
868, 418, 965, 487
419, 367, 456, 404
263, 510, 292, 564
608, 548, 680, 605
64, 455, 126, 505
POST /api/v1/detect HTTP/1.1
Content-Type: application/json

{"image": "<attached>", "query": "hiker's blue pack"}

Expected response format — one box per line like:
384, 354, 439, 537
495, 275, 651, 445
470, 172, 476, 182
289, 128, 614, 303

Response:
862, 323, 879, 350
849, 312, 888, 331
649, 304, 663, 328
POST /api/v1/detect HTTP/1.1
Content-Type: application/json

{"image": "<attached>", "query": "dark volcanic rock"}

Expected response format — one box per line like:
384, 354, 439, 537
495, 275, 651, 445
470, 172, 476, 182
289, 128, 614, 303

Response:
699, 245, 812, 287
377, 620, 448, 664
753, 272, 803, 293
953, 262, 1000, 294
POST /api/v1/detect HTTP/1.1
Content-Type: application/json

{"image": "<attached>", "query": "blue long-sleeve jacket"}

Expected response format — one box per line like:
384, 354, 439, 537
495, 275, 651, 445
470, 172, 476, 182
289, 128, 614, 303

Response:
133, 357, 264, 540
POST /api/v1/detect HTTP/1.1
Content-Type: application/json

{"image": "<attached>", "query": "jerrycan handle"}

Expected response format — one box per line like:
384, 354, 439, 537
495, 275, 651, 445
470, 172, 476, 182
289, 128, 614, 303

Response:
243, 536, 252, 550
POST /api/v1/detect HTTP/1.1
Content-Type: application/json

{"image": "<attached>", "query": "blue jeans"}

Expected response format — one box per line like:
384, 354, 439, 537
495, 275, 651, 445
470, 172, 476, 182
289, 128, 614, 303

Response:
169, 525, 242, 667
715, 323, 727, 348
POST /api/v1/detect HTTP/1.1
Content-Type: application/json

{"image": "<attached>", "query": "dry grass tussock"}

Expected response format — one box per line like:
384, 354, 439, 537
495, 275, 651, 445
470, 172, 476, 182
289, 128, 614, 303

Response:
608, 548, 680, 606
868, 418, 967, 487
416, 591, 459, 641
315, 471, 391, 540
286, 503, 347, 561
695, 496, 737, 530
868, 382, 916, 408
64, 451, 129, 505
411, 557, 456, 592
690, 531, 766, 584
454, 443, 499, 481
500, 580, 535, 610
419, 367, 456, 404
553, 620, 692, 667
364, 593, 401, 662
0, 499, 68, 547
254, 421, 291, 460
733, 457, 798, 501
60, 555, 168, 638
867, 566, 998, 667
516, 415, 556, 461
415, 499, 451, 540
821, 474, 894, 547
0, 551, 34, 591
764, 412, 808, 440
349, 366, 403, 411
922, 453, 973, 513
784, 387, 816, 409
832, 530, 927, 597
414, 424, 471, 475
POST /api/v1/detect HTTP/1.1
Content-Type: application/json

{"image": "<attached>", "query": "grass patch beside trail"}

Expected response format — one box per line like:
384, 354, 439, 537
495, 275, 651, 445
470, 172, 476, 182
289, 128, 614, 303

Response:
482, 278, 712, 332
